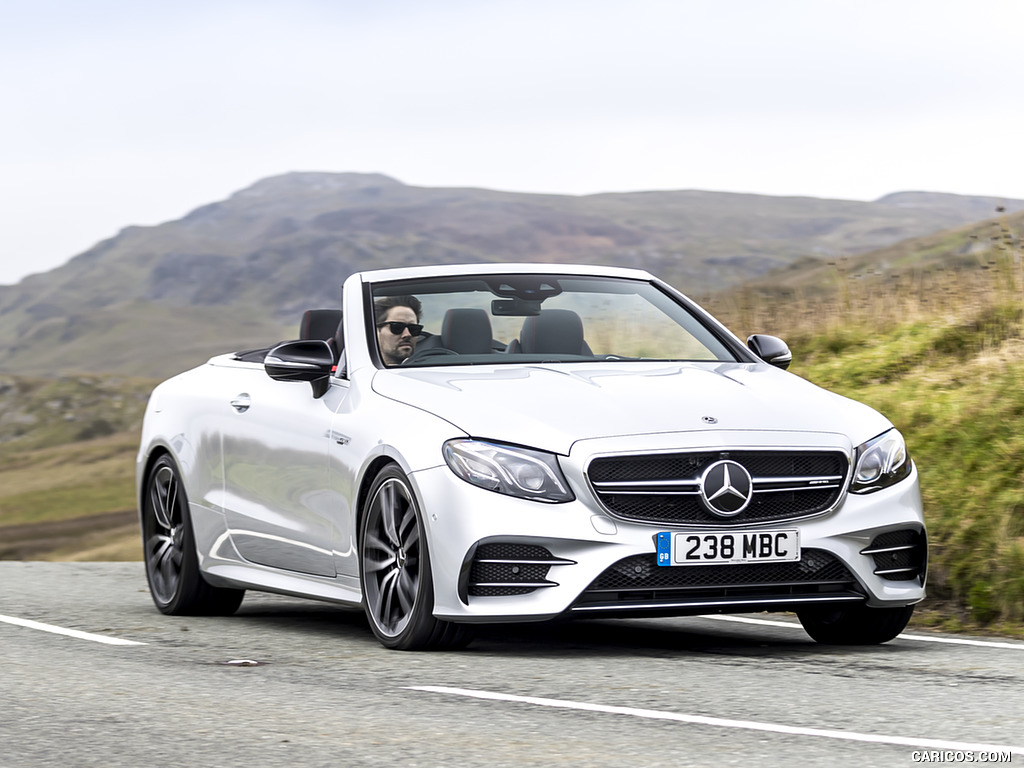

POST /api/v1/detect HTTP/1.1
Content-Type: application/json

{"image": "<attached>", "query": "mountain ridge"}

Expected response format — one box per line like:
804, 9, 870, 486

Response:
2, 172, 1022, 378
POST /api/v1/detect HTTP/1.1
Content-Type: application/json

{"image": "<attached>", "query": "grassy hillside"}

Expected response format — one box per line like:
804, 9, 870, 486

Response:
797, 316, 1023, 630
705, 215, 1024, 632
0, 375, 154, 560
1, 215, 1022, 634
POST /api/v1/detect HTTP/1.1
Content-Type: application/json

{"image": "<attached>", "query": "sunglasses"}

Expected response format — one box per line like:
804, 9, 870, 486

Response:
377, 321, 423, 336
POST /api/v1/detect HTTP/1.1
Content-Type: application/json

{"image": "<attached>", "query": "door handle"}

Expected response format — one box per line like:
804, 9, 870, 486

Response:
230, 394, 251, 413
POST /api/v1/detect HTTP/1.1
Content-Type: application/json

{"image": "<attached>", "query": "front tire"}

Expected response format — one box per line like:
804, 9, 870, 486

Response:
142, 454, 245, 616
797, 603, 915, 645
359, 464, 471, 650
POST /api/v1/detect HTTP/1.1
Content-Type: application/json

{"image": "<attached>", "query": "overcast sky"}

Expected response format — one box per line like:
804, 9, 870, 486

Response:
2, 0, 1022, 285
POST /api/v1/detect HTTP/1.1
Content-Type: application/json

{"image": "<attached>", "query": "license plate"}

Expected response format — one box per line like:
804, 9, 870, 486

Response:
657, 530, 800, 566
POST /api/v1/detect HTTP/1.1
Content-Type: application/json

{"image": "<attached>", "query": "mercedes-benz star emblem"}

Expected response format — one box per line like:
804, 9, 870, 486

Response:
699, 460, 754, 517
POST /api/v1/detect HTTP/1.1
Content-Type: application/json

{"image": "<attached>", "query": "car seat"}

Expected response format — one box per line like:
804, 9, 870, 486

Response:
441, 308, 493, 354
510, 309, 592, 355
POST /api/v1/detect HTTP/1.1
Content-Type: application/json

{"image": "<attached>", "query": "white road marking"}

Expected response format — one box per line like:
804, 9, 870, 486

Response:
408, 685, 1024, 755
701, 614, 1024, 649
701, 615, 806, 629
0, 614, 146, 646
894, 633, 1024, 649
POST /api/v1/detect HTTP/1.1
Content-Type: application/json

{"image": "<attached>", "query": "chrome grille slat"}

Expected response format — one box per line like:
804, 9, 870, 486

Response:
475, 558, 576, 566
754, 485, 842, 494
861, 544, 916, 555
592, 480, 700, 490
591, 489, 701, 496
470, 581, 557, 588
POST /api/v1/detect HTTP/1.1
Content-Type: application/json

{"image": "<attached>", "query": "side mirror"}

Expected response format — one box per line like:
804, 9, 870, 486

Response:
747, 334, 793, 370
265, 339, 335, 397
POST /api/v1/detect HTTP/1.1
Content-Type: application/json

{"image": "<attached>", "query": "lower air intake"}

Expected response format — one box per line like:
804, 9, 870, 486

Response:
467, 543, 571, 597
573, 548, 860, 612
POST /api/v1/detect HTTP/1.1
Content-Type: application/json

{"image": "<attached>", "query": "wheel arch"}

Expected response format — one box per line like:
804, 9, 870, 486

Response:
354, 453, 407, 543
137, 444, 173, 521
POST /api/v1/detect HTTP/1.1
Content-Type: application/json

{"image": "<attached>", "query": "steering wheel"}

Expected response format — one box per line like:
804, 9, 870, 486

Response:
404, 346, 459, 364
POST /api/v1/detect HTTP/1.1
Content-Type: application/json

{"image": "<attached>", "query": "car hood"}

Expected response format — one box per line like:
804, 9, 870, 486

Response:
371, 362, 892, 455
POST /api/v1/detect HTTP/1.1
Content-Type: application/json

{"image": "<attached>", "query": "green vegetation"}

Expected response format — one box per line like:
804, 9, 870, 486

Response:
0, 375, 153, 560
707, 215, 1024, 633
0, 374, 154, 451
1, 212, 1022, 634
797, 318, 1024, 630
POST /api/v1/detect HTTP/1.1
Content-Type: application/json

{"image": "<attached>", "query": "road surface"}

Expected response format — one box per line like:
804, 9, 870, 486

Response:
2, 562, 1022, 767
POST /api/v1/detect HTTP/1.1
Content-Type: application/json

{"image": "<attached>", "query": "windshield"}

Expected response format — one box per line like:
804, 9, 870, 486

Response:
369, 274, 738, 367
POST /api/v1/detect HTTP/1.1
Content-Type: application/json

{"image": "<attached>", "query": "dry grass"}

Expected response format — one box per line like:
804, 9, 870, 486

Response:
699, 216, 1024, 628
0, 431, 139, 526
41, 527, 142, 562
702, 215, 1024, 343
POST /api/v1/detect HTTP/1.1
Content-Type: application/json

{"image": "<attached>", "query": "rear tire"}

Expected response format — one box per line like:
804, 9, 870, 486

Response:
142, 454, 245, 616
359, 464, 472, 650
797, 603, 914, 645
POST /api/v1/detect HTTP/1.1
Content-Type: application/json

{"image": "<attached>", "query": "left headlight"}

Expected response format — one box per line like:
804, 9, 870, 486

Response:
443, 439, 575, 503
850, 428, 912, 494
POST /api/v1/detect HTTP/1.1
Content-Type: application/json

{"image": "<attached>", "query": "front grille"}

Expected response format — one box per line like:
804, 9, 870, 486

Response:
862, 528, 927, 583
466, 543, 573, 598
573, 548, 860, 611
587, 450, 849, 526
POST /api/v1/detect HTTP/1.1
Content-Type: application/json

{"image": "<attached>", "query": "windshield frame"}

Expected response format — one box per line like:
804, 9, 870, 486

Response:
364, 272, 751, 369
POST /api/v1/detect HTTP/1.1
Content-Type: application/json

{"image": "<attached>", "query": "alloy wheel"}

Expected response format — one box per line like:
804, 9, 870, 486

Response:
144, 463, 185, 606
362, 477, 422, 638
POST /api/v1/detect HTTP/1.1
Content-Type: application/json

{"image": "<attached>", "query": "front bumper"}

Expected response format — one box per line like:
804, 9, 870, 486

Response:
412, 454, 926, 624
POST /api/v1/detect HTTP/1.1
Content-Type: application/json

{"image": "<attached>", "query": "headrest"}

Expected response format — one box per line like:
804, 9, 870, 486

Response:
519, 309, 585, 355
441, 308, 493, 354
300, 309, 343, 341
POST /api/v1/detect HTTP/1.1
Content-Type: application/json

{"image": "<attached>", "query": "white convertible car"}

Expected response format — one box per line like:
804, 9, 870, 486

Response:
137, 263, 926, 650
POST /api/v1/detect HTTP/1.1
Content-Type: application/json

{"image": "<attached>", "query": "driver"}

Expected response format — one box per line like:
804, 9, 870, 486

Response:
374, 295, 423, 366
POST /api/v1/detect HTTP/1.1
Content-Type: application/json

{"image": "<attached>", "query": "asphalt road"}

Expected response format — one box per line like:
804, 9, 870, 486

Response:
2, 562, 1023, 768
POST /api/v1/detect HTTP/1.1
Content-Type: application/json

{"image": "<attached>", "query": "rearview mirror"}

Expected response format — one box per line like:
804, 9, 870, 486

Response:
491, 298, 541, 316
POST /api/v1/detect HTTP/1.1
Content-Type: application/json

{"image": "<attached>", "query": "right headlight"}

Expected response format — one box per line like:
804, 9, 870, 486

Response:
443, 439, 575, 503
850, 428, 912, 494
